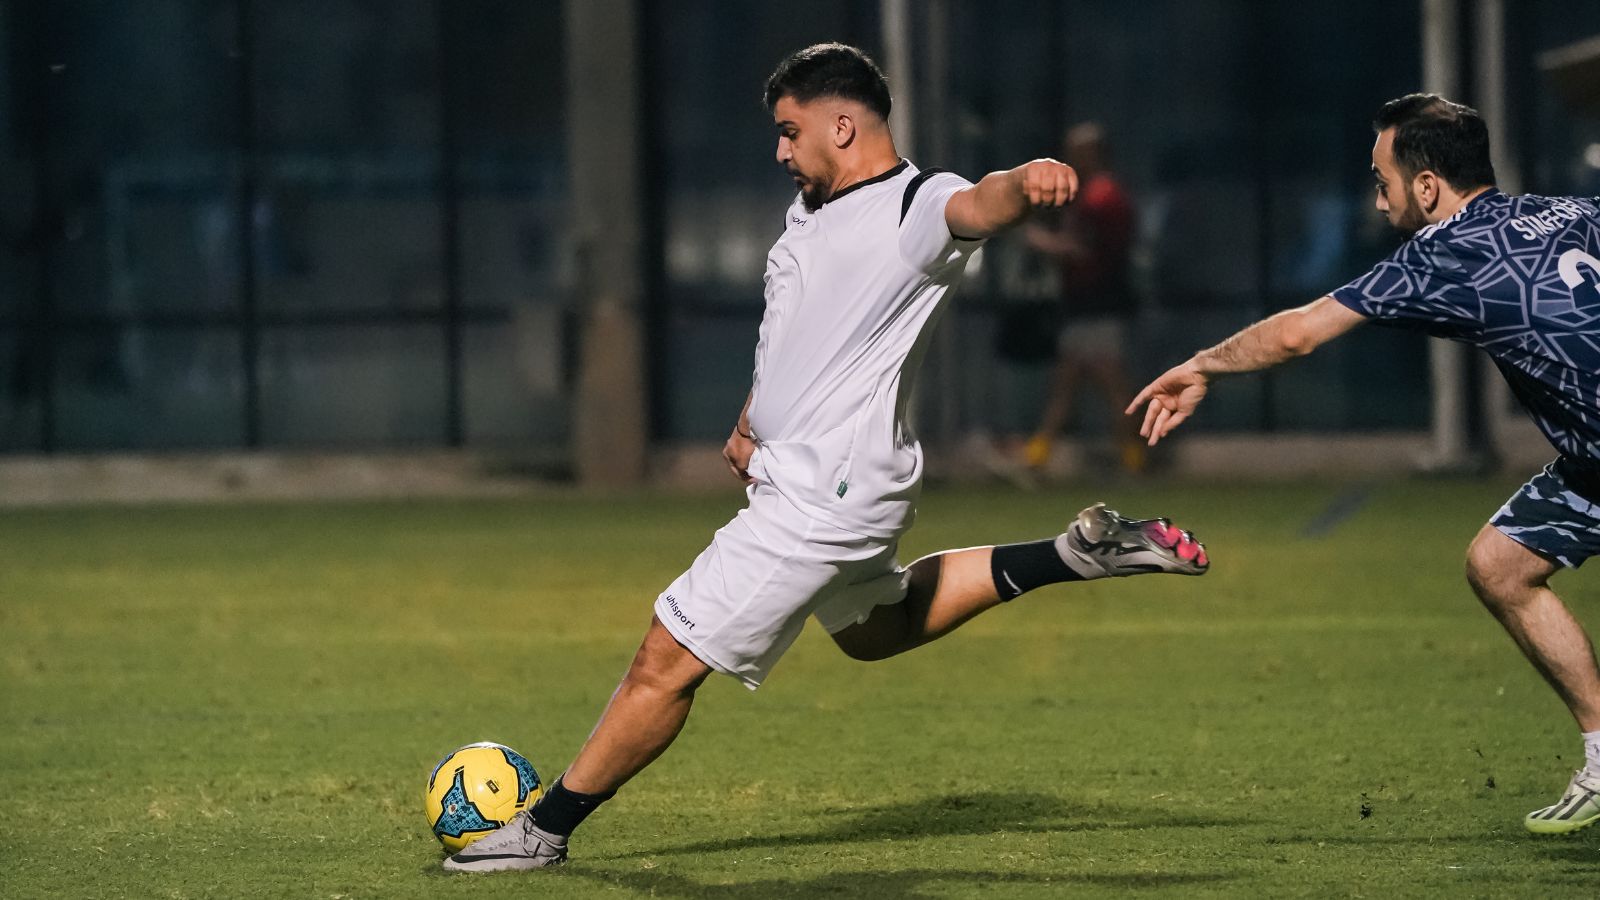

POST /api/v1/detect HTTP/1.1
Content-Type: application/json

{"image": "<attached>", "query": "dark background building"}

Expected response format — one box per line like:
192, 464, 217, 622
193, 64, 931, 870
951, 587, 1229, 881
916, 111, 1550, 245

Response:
2, 0, 1597, 477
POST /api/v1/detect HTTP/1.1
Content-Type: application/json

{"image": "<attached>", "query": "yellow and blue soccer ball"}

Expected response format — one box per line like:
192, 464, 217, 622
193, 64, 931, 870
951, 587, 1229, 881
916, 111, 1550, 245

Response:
424, 741, 544, 852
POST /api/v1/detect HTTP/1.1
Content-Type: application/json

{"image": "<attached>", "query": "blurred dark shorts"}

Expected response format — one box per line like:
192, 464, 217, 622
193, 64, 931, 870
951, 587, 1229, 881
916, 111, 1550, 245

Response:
1491, 457, 1600, 568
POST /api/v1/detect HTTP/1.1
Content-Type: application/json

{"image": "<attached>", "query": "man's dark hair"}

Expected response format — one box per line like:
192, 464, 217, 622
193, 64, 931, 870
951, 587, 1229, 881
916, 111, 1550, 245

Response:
1373, 93, 1496, 191
764, 43, 891, 120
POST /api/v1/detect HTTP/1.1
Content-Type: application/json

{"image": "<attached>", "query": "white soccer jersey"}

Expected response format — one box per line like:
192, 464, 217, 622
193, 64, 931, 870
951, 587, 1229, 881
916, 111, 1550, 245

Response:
745, 160, 982, 538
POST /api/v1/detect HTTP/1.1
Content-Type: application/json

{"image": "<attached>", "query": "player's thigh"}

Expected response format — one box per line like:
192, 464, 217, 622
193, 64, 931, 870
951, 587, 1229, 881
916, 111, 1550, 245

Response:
1485, 459, 1600, 577
1468, 524, 1560, 595
817, 549, 912, 660
654, 485, 894, 688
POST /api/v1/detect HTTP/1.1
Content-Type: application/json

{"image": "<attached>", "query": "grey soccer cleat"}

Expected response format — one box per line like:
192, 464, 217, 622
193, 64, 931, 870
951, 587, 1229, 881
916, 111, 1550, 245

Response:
1524, 769, 1600, 835
442, 810, 568, 872
1058, 502, 1209, 578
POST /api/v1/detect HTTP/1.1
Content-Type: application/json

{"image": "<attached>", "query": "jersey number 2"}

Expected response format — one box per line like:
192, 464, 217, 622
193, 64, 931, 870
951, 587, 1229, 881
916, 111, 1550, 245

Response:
1559, 248, 1600, 301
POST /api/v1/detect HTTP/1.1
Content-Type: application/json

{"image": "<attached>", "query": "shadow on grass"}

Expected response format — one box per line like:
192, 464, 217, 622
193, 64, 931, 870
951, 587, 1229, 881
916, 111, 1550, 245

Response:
1530, 839, 1600, 877
1265, 830, 1600, 885
567, 865, 1234, 899
603, 790, 1244, 860
1263, 833, 1496, 847
417, 792, 1243, 895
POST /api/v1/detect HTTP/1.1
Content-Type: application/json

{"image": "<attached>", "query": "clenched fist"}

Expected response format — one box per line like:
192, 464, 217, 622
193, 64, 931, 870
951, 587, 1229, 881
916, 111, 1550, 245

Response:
1016, 158, 1078, 208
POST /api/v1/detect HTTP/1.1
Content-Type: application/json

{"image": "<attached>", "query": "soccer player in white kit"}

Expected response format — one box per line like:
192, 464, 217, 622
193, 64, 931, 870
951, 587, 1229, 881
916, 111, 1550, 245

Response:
445, 43, 1209, 873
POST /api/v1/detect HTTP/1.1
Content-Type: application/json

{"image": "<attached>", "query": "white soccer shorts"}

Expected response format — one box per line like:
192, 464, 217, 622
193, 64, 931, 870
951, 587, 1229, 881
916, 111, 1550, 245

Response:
653, 482, 910, 689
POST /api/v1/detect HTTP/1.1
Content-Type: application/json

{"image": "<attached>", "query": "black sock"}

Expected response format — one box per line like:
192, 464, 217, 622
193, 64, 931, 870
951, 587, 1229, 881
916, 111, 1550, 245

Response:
990, 538, 1083, 601
529, 775, 615, 838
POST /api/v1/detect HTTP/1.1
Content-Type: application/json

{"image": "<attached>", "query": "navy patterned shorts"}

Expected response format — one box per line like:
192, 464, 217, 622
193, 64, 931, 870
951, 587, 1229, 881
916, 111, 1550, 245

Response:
1491, 458, 1600, 569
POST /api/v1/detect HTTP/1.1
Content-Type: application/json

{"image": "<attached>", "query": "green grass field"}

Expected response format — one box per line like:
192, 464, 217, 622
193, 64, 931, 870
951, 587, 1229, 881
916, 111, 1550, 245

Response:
4, 477, 1599, 898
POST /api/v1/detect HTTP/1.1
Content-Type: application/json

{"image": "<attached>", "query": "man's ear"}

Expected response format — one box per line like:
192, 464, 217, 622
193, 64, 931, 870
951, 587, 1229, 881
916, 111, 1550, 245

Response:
833, 113, 856, 149
1413, 171, 1441, 213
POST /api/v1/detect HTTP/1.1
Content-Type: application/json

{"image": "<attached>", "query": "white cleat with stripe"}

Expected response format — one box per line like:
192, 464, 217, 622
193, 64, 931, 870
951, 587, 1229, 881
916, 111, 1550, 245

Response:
442, 810, 568, 872
1524, 770, 1600, 835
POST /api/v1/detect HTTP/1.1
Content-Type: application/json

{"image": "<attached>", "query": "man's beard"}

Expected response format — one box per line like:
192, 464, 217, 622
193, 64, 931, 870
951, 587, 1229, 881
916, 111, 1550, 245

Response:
798, 180, 827, 212
1393, 184, 1429, 235
790, 166, 831, 212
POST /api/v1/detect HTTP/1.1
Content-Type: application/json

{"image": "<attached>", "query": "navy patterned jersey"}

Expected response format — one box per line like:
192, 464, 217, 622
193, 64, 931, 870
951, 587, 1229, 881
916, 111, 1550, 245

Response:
1331, 189, 1600, 462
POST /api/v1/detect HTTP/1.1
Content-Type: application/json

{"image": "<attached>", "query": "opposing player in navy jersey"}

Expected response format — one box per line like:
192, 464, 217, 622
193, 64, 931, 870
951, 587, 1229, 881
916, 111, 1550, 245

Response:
1132, 93, 1600, 834
442, 43, 1209, 873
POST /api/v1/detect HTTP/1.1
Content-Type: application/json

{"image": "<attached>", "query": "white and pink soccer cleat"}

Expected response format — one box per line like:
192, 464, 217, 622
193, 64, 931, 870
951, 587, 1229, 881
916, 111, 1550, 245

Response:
1058, 502, 1210, 578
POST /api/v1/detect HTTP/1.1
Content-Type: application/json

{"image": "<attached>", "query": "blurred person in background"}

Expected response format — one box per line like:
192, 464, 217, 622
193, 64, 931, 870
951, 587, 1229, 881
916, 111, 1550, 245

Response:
443, 43, 1209, 874
1132, 93, 1600, 835
1022, 122, 1144, 476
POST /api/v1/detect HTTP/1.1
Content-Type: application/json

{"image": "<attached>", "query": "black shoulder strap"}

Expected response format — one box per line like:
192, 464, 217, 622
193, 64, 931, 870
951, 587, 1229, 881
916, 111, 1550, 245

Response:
900, 167, 952, 225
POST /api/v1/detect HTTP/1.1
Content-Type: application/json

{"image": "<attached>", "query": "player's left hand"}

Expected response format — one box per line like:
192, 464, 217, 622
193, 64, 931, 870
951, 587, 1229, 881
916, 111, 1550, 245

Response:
723, 427, 756, 484
1017, 158, 1077, 208
1127, 362, 1209, 446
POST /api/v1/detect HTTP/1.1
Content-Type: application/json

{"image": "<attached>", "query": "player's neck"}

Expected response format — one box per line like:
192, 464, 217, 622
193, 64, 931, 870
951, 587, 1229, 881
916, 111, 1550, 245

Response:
829, 146, 903, 198
1429, 185, 1494, 224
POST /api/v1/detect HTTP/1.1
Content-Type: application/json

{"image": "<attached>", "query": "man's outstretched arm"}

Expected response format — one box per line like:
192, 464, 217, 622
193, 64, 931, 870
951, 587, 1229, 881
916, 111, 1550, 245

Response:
943, 159, 1078, 239
1127, 296, 1367, 445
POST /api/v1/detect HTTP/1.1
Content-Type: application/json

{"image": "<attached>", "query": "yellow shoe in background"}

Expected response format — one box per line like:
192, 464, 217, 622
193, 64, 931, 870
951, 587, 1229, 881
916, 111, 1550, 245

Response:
1120, 439, 1147, 475
1023, 435, 1052, 470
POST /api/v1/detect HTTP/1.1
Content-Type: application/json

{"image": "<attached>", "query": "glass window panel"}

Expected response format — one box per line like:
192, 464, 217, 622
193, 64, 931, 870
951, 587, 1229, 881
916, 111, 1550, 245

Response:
28, 1, 241, 317
449, 0, 564, 163
251, 0, 442, 315
258, 326, 445, 446
462, 322, 568, 447
0, 330, 45, 451
247, 190, 442, 315
451, 0, 570, 316
0, 182, 38, 322
660, 313, 759, 441
1525, 1, 1600, 196
447, 3, 570, 450
458, 196, 568, 315
117, 185, 242, 317
53, 327, 243, 450
0, 1, 39, 323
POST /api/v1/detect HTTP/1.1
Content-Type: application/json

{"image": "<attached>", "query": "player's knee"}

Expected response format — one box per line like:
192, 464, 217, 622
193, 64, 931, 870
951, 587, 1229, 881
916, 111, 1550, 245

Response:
621, 654, 708, 698
1464, 533, 1536, 609
1464, 539, 1502, 603
623, 627, 712, 697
